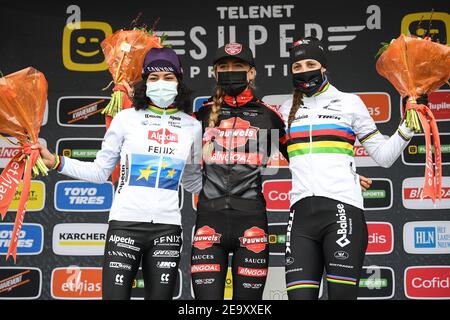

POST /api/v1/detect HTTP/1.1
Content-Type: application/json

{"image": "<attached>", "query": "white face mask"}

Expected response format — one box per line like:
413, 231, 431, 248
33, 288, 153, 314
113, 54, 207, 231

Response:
146, 80, 178, 109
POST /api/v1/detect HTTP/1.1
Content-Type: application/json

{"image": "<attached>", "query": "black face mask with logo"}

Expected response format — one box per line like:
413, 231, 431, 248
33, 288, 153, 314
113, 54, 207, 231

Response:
217, 71, 249, 97
292, 69, 325, 97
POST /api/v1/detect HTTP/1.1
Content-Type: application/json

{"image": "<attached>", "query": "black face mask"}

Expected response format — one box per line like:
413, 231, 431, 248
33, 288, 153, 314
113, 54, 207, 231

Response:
217, 71, 249, 97
292, 69, 325, 97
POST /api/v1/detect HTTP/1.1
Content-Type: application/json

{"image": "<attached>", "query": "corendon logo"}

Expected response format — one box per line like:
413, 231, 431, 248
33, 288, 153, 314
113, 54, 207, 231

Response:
237, 267, 268, 277
193, 226, 221, 250
191, 264, 221, 273
366, 222, 393, 255
405, 266, 450, 299
148, 128, 178, 144
51, 267, 102, 299
263, 180, 291, 212
239, 227, 268, 253
212, 117, 258, 150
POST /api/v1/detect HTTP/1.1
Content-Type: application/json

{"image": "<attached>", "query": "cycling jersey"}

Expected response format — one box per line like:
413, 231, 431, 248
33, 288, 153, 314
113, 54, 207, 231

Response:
195, 89, 287, 213
278, 83, 414, 209
58, 106, 203, 225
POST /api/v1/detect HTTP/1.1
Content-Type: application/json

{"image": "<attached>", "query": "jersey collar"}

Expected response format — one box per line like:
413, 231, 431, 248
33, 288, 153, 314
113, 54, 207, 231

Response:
224, 88, 254, 107
148, 105, 179, 115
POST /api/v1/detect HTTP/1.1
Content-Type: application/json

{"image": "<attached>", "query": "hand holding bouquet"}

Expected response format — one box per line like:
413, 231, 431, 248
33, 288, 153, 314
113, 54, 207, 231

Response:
100, 27, 164, 125
376, 34, 450, 202
0, 67, 48, 261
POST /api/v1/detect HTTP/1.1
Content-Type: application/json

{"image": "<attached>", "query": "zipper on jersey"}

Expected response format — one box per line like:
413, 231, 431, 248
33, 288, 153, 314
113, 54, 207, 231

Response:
154, 108, 167, 189
309, 98, 315, 197
225, 99, 238, 209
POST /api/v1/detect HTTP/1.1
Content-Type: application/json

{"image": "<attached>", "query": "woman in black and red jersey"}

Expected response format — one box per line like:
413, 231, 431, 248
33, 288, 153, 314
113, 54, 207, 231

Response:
191, 43, 288, 300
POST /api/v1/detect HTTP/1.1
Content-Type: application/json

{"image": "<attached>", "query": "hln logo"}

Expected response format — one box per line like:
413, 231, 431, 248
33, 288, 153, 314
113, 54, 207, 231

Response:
414, 227, 436, 248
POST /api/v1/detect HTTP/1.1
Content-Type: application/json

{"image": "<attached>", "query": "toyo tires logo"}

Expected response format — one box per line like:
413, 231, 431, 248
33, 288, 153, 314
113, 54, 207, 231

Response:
54, 180, 114, 212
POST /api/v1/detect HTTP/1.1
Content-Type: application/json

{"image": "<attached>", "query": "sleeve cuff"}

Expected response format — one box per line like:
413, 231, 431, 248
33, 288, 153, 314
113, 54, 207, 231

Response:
57, 156, 65, 173
398, 121, 414, 141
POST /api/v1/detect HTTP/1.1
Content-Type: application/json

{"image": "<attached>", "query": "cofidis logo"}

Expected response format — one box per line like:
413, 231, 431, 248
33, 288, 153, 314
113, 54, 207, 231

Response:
54, 180, 114, 212
262, 179, 291, 212
404, 266, 450, 299
366, 222, 393, 255
0, 224, 43, 255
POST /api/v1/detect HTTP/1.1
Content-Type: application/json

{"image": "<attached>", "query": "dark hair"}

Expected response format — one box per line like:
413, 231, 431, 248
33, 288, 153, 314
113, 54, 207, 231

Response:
132, 75, 193, 115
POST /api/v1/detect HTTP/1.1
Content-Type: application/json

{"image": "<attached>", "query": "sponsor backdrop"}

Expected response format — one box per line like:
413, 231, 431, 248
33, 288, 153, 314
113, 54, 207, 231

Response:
0, 0, 449, 300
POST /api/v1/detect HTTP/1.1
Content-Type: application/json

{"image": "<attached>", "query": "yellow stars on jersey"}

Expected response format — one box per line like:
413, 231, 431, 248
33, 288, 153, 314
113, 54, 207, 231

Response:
166, 168, 177, 178
136, 165, 157, 181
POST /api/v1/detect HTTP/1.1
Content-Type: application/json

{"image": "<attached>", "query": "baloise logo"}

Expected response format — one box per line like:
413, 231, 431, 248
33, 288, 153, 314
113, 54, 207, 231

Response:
0, 224, 43, 256
54, 180, 114, 212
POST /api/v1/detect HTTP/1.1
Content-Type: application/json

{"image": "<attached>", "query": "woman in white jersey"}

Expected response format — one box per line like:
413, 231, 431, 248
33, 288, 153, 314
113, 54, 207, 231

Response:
35, 48, 202, 300
278, 37, 420, 300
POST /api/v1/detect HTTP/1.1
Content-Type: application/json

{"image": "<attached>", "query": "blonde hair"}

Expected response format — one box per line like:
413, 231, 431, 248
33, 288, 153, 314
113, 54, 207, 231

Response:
287, 89, 304, 138
208, 85, 225, 128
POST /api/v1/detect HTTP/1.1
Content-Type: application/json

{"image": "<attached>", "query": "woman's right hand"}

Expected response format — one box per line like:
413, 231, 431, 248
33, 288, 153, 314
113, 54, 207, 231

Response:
31, 144, 56, 169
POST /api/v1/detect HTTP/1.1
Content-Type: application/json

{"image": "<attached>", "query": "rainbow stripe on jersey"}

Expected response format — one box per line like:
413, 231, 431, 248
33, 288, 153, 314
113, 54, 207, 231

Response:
287, 123, 356, 158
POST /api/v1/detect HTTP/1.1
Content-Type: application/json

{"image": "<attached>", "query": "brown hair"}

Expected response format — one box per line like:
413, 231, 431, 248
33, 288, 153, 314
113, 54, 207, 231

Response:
287, 89, 304, 138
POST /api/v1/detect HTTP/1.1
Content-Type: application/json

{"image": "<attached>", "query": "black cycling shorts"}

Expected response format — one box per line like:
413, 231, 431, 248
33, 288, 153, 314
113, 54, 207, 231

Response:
285, 196, 368, 300
102, 220, 182, 300
191, 208, 269, 300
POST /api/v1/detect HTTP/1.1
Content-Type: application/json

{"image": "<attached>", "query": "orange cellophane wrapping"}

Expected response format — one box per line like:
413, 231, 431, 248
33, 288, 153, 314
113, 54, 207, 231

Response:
376, 35, 450, 202
0, 67, 47, 262
101, 29, 163, 86
376, 34, 450, 98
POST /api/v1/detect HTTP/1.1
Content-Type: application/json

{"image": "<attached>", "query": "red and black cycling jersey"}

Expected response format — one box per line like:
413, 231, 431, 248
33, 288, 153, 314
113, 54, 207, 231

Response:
194, 89, 287, 213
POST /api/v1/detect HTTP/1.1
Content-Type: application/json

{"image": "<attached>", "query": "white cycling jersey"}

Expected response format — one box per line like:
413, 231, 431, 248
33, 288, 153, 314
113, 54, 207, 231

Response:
58, 106, 203, 225
279, 83, 413, 210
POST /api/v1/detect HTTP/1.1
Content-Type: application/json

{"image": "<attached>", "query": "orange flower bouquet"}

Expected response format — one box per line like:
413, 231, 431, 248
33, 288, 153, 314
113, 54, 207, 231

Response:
100, 27, 164, 126
0, 67, 48, 262
376, 34, 450, 202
